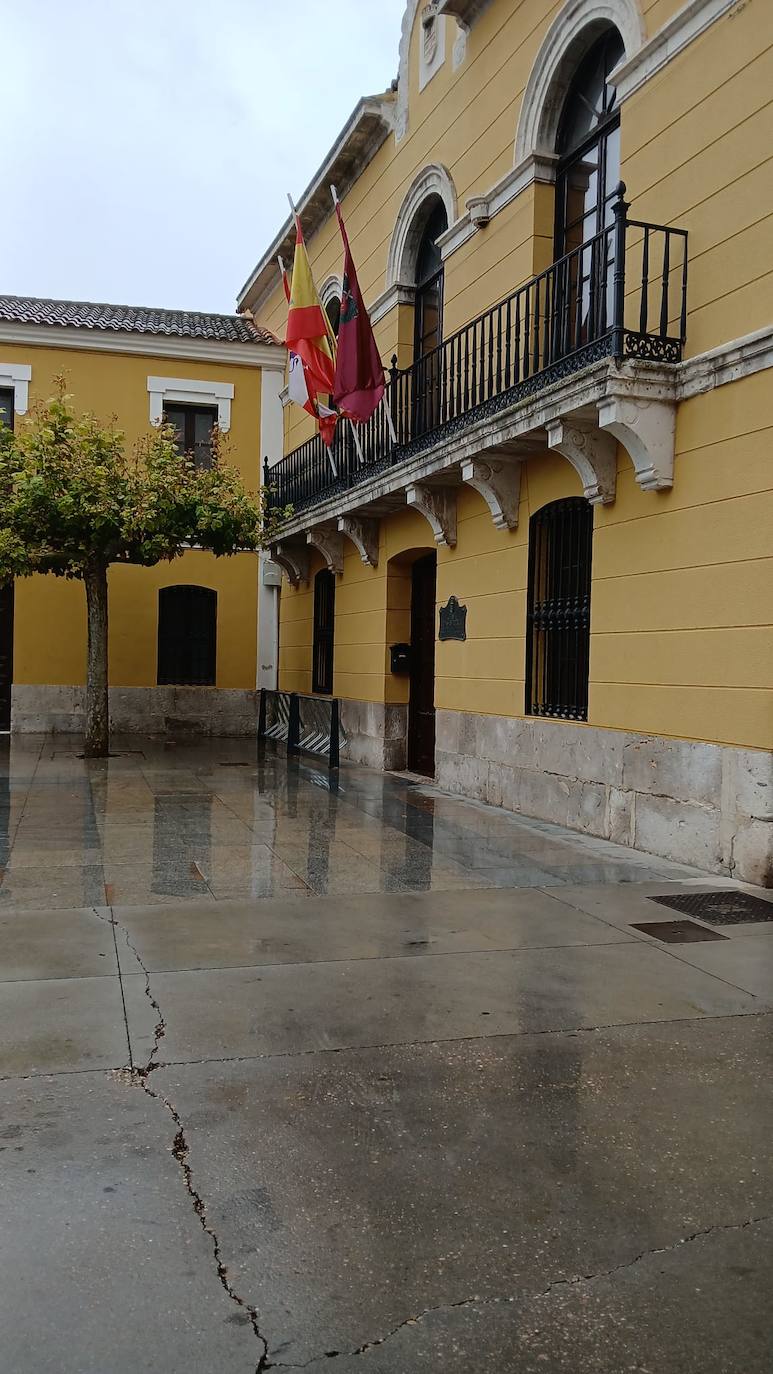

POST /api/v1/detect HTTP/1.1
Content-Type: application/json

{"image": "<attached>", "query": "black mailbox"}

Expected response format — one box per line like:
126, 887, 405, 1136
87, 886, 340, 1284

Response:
390, 642, 411, 673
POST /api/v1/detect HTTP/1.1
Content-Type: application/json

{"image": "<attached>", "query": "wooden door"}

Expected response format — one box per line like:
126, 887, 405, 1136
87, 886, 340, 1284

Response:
408, 554, 437, 775
0, 584, 13, 731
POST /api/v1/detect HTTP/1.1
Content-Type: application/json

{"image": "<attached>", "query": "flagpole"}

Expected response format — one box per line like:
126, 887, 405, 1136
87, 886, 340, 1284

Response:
348, 421, 366, 466
382, 394, 398, 446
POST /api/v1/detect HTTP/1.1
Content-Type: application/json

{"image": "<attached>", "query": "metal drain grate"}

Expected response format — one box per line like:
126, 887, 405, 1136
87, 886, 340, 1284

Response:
631, 919, 729, 944
648, 890, 773, 926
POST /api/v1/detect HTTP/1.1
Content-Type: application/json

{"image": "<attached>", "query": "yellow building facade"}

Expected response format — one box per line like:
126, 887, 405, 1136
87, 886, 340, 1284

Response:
239, 0, 773, 885
0, 300, 285, 736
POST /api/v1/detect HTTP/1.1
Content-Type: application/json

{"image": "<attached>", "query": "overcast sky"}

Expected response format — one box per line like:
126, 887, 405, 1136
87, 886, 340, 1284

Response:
1, 0, 406, 314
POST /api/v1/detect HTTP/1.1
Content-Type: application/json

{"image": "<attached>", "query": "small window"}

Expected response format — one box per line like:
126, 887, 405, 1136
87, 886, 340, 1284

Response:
157, 585, 217, 686
0, 388, 14, 431
325, 296, 341, 339
525, 498, 593, 721
163, 403, 217, 470
312, 569, 335, 696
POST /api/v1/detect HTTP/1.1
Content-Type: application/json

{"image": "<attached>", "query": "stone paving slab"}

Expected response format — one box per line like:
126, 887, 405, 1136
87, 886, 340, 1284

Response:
0, 1072, 260, 1374
0, 906, 115, 980
121, 939, 759, 1067
0, 974, 132, 1077
153, 1014, 773, 1368
110, 887, 628, 973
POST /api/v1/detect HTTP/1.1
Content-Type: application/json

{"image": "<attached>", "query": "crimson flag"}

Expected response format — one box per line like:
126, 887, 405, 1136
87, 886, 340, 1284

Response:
332, 203, 385, 423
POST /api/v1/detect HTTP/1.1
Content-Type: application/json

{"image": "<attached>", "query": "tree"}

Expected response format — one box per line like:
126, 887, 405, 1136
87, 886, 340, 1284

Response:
0, 385, 291, 757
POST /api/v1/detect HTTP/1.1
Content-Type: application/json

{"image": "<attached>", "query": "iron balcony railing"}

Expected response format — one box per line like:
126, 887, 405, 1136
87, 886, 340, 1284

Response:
266, 185, 687, 515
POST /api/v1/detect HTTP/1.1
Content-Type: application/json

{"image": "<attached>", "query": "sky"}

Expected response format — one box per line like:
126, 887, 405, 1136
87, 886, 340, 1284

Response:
1, 0, 406, 314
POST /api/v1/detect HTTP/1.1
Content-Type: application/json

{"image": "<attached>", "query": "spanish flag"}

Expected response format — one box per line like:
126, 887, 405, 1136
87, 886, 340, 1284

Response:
285, 214, 336, 400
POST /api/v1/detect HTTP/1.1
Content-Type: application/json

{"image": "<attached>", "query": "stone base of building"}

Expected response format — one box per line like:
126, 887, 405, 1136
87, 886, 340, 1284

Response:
339, 700, 408, 771
435, 710, 772, 888
11, 684, 259, 738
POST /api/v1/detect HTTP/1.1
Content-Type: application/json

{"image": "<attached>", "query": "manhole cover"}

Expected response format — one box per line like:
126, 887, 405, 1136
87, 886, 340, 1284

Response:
631, 919, 729, 944
648, 891, 773, 926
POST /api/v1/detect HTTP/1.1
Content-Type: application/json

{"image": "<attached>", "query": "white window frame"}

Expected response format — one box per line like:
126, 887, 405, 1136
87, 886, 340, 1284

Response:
147, 375, 234, 432
0, 362, 32, 414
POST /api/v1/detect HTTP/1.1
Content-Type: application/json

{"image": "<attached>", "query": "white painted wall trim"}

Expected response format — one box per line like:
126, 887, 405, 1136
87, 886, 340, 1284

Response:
0, 361, 32, 414
0, 321, 284, 370
676, 326, 773, 400
418, 3, 447, 91
370, 283, 415, 327
147, 375, 234, 431
386, 163, 458, 288
437, 153, 558, 261
613, 0, 738, 103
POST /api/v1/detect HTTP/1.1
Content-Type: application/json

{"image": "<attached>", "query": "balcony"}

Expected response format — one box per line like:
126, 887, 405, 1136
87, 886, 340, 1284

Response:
266, 188, 688, 573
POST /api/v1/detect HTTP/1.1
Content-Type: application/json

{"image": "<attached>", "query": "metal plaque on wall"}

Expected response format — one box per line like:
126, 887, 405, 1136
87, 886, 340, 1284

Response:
438, 596, 467, 641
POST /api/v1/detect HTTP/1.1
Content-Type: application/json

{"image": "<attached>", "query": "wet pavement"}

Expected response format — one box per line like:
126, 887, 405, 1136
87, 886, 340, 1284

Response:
1, 735, 771, 1371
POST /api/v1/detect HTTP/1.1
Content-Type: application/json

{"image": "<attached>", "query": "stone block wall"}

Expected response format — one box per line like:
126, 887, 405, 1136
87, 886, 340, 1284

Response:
339, 700, 408, 771
434, 710, 772, 887
12, 685, 259, 738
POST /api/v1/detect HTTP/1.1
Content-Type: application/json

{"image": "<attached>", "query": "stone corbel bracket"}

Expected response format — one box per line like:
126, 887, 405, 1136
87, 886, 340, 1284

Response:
546, 420, 618, 505
307, 523, 344, 576
272, 542, 310, 588
597, 384, 676, 492
337, 515, 380, 568
460, 457, 522, 529
406, 483, 458, 547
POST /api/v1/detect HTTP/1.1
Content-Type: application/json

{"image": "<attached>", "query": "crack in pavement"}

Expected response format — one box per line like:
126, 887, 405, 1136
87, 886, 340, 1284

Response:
94, 908, 272, 1373
268, 1213, 772, 1368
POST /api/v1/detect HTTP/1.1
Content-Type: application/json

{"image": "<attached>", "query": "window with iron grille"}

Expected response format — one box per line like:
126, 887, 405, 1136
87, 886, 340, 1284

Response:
157, 585, 217, 686
525, 498, 593, 721
163, 402, 217, 470
312, 569, 335, 695
0, 388, 14, 431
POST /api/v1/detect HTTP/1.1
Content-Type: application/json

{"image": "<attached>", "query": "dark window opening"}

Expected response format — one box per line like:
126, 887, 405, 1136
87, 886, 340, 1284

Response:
163, 402, 218, 470
325, 296, 341, 338
0, 388, 14, 431
413, 199, 448, 434
157, 585, 217, 686
526, 498, 593, 721
553, 29, 624, 346
312, 569, 335, 695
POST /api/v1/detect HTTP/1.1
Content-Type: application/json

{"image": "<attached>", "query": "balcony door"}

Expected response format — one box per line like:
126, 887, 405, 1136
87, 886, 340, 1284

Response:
413, 201, 447, 437
554, 28, 624, 350
408, 553, 437, 776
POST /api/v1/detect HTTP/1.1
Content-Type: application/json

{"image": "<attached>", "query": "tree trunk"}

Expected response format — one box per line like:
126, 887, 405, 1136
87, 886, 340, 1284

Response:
84, 562, 109, 757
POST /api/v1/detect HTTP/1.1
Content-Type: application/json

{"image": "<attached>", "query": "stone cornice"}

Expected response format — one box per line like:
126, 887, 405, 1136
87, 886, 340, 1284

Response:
236, 94, 396, 315
613, 0, 738, 103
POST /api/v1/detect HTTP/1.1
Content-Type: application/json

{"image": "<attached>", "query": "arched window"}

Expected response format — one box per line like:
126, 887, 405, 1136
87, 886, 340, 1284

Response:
312, 569, 335, 696
554, 29, 624, 258
157, 586, 217, 686
413, 200, 447, 362
413, 200, 447, 435
525, 498, 593, 721
325, 296, 341, 339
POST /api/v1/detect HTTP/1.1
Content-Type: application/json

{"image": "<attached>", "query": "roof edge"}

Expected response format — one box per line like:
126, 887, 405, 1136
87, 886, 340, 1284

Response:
237, 92, 396, 316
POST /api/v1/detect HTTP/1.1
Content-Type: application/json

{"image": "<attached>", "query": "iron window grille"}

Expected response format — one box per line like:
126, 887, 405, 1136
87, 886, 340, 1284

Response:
0, 388, 14, 430
157, 585, 217, 686
163, 402, 217, 470
525, 497, 593, 721
312, 569, 335, 695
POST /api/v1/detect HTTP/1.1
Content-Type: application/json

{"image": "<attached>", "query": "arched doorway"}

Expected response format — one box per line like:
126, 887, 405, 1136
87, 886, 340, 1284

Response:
408, 551, 437, 775
554, 29, 624, 343
413, 200, 448, 436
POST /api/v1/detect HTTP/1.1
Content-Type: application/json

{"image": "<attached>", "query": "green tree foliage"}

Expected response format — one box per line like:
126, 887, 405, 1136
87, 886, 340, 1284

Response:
0, 384, 291, 755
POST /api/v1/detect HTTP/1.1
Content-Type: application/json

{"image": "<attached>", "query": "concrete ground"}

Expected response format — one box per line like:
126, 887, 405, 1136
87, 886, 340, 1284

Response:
0, 734, 771, 1372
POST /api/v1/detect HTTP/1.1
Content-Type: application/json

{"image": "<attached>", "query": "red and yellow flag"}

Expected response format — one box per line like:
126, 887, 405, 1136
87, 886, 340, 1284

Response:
285, 216, 336, 398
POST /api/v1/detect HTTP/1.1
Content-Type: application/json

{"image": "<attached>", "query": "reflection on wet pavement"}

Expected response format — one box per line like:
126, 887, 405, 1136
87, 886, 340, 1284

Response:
0, 734, 708, 909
